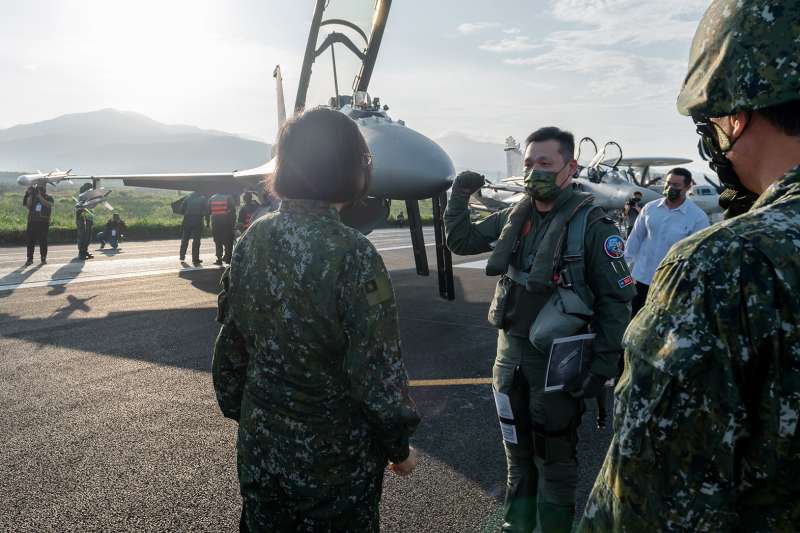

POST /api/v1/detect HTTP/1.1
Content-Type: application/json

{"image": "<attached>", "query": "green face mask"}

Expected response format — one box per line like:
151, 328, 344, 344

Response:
523, 163, 568, 202
663, 185, 682, 202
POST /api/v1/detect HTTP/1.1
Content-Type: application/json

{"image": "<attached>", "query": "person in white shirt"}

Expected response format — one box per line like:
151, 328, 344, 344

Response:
625, 167, 710, 316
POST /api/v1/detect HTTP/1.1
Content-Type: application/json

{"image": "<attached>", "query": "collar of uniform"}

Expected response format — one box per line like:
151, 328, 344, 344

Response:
279, 199, 340, 220
751, 165, 800, 211
548, 182, 577, 212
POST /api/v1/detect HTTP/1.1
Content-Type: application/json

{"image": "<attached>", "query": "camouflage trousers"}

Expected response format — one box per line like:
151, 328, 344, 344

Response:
494, 330, 582, 533
77, 220, 92, 257
238, 470, 384, 533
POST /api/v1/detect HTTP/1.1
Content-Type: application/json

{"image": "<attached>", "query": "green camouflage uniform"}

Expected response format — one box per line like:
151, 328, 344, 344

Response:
445, 184, 634, 531
579, 167, 800, 531
213, 199, 420, 532
579, 1, 800, 530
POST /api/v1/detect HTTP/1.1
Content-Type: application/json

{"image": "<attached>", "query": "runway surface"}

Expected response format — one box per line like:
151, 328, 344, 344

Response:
0, 228, 613, 532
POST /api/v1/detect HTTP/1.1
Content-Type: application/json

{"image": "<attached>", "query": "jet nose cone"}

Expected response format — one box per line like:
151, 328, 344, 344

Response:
17, 175, 30, 186
358, 117, 454, 200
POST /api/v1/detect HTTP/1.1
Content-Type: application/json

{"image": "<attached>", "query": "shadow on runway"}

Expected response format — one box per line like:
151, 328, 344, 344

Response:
1, 264, 604, 502
179, 267, 225, 294
0, 264, 43, 298
96, 247, 124, 256
48, 258, 87, 296
49, 294, 97, 320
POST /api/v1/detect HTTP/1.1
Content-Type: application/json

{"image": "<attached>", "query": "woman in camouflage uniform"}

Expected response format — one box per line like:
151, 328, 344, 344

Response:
213, 108, 420, 532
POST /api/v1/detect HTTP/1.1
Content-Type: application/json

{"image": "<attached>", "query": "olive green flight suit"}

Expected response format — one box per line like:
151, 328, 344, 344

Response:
445, 185, 634, 532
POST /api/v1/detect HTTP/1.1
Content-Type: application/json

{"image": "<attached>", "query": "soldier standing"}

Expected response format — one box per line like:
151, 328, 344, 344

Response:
445, 127, 635, 532
22, 183, 54, 266
179, 191, 209, 266
75, 183, 94, 260
213, 108, 419, 532
578, 1, 800, 530
208, 193, 236, 265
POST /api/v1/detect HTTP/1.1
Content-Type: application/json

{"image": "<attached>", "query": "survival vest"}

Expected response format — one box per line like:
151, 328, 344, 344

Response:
486, 191, 600, 331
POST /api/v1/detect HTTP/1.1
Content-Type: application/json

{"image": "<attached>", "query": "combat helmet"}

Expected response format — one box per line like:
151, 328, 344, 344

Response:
677, 0, 800, 118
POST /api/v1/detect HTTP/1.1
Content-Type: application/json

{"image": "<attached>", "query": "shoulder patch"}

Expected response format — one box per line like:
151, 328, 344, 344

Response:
604, 235, 625, 259
364, 274, 393, 307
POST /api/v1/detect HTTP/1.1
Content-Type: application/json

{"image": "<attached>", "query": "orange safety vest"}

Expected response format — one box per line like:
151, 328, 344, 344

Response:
210, 199, 230, 216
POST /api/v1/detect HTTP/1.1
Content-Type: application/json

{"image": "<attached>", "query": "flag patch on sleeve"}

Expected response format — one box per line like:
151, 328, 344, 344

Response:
364, 274, 393, 306
618, 275, 634, 288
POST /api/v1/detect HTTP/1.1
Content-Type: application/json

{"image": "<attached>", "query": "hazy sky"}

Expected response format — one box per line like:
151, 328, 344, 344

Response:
1, 0, 710, 170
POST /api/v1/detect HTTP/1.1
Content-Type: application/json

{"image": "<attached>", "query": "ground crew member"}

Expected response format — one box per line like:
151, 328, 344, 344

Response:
179, 191, 209, 266
237, 192, 261, 231
98, 213, 127, 250
213, 108, 419, 531
445, 126, 635, 532
578, 1, 800, 530
22, 183, 54, 266
622, 190, 642, 237
75, 183, 94, 260
208, 193, 236, 265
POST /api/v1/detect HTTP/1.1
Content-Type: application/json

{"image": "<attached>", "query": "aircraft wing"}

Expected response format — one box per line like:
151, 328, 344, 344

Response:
607, 157, 693, 168
71, 171, 262, 195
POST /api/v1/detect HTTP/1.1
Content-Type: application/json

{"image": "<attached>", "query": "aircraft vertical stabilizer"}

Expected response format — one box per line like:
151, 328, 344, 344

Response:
274, 65, 287, 135
504, 137, 522, 178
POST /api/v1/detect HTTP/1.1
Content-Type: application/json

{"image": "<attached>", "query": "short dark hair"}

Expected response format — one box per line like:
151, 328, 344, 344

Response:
270, 107, 372, 203
633, 191, 643, 196
759, 100, 800, 137
667, 167, 692, 186
525, 127, 575, 164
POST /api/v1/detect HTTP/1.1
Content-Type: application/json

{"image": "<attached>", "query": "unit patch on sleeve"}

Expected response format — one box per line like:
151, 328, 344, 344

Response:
618, 275, 634, 288
604, 235, 625, 259
364, 274, 393, 307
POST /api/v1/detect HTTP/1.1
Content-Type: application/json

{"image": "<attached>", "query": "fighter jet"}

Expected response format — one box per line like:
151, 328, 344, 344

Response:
685, 174, 722, 216
607, 157, 693, 188
17, 169, 74, 187
21, 0, 458, 299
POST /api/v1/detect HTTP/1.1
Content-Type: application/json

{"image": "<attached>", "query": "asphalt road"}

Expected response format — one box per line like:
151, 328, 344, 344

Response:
0, 229, 613, 532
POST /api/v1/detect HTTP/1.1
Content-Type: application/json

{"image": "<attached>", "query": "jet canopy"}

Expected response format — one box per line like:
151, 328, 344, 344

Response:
295, 0, 391, 113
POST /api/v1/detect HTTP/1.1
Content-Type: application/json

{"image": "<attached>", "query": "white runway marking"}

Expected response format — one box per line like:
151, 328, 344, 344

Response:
455, 259, 488, 269
0, 230, 437, 292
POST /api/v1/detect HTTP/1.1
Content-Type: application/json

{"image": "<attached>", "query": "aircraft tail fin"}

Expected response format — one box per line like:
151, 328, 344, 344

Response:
503, 137, 522, 178
274, 65, 287, 136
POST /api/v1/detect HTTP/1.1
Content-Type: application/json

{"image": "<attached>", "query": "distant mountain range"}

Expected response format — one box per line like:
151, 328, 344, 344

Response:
0, 108, 507, 178
0, 109, 271, 174
434, 132, 507, 181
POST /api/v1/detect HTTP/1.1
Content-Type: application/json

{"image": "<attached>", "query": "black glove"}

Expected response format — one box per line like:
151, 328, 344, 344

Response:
453, 171, 485, 195
566, 372, 607, 399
